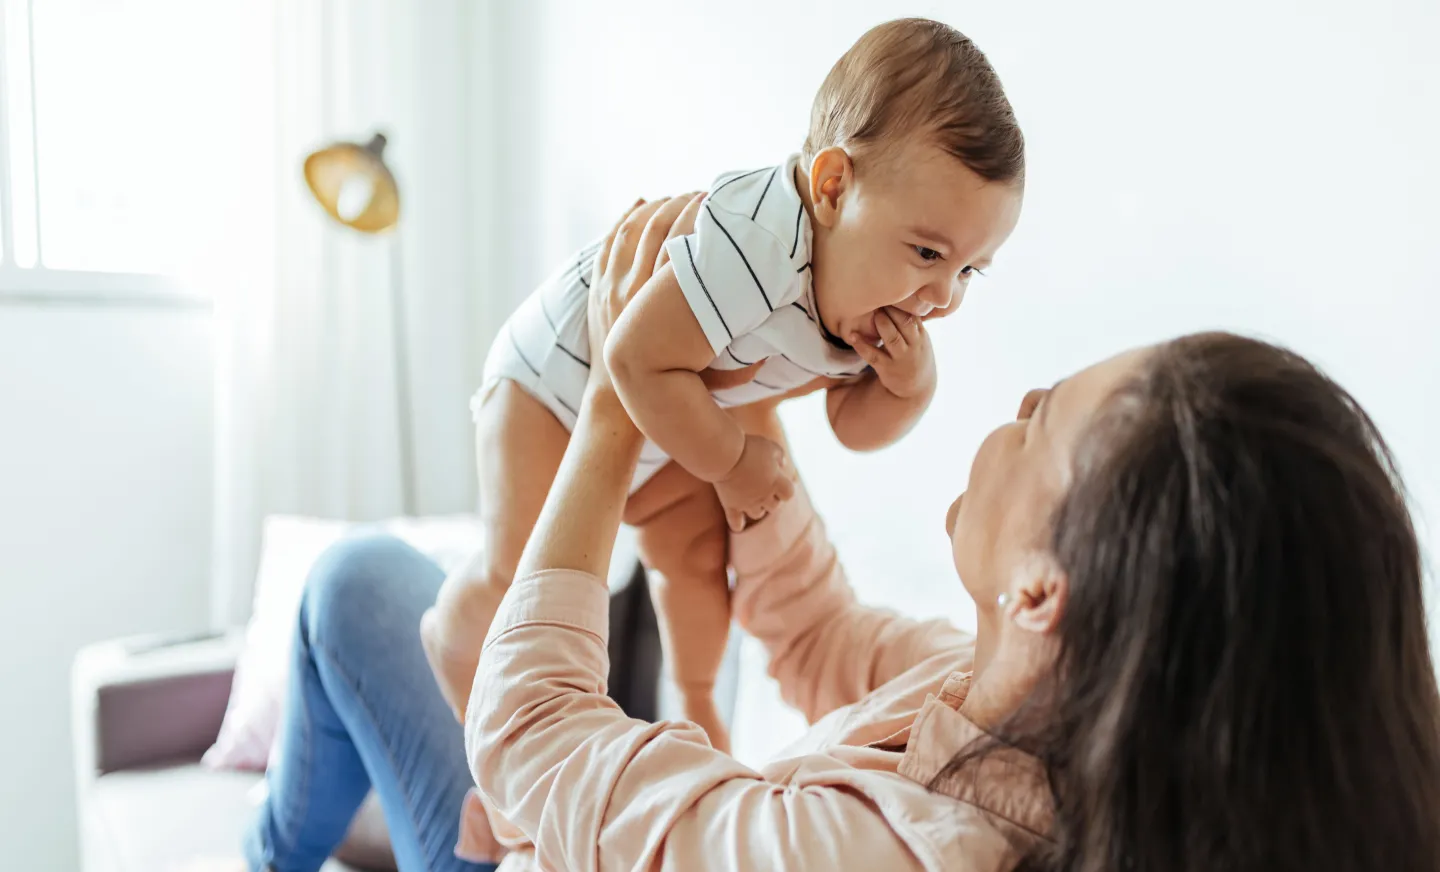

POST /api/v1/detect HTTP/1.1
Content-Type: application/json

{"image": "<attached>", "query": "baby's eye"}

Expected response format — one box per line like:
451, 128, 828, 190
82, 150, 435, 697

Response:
960, 265, 974, 276
913, 245, 942, 262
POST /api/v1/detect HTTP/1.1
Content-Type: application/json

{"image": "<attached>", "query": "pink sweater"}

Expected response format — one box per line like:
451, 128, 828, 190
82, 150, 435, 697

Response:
459, 490, 1053, 870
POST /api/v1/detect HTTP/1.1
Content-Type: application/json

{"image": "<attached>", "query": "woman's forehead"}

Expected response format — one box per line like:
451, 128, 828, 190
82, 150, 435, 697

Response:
1049, 346, 1153, 439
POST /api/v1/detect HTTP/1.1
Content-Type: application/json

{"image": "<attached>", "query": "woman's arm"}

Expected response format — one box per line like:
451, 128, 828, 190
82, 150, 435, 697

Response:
466, 563, 922, 870
728, 485, 973, 723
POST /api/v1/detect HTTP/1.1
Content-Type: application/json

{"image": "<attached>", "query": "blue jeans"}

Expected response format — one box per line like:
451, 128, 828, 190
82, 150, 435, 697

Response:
244, 534, 495, 872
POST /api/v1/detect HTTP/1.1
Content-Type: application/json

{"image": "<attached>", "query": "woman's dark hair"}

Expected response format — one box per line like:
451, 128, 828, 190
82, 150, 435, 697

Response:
938, 332, 1440, 871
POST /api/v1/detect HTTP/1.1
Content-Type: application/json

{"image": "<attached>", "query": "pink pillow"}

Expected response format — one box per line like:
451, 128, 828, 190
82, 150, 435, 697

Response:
202, 514, 485, 771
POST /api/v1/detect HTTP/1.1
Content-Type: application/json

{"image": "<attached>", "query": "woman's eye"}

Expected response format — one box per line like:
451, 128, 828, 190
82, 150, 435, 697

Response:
960, 265, 974, 276
913, 245, 942, 262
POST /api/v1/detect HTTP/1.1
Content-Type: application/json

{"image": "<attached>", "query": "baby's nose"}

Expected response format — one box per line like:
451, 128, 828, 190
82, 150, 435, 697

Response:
920, 283, 955, 310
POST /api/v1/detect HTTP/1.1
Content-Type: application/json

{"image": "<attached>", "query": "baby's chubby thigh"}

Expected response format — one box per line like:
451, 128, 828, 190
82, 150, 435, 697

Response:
624, 462, 727, 582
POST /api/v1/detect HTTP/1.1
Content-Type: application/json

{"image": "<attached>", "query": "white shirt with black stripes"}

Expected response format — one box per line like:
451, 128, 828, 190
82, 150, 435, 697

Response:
476, 153, 867, 492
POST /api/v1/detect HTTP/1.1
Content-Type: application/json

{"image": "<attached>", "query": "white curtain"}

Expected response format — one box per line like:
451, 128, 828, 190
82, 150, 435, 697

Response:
210, 0, 497, 628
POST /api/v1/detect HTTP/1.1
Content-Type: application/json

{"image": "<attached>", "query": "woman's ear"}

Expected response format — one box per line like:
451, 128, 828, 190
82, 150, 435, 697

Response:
1008, 554, 1068, 636
808, 147, 853, 229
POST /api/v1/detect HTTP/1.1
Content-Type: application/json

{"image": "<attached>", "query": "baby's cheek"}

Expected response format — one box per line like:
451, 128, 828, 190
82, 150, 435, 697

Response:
854, 275, 907, 315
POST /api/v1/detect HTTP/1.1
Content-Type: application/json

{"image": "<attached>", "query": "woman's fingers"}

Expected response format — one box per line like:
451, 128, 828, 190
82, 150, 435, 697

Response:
594, 198, 644, 288
597, 192, 704, 281
672, 192, 705, 238
656, 192, 706, 272
635, 195, 694, 281
588, 199, 660, 350
610, 199, 667, 276
589, 192, 706, 345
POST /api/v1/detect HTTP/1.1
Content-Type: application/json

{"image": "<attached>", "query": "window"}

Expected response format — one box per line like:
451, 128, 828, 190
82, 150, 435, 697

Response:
1, 0, 269, 305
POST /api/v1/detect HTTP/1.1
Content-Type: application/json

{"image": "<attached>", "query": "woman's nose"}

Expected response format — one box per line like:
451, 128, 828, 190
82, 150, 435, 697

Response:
946, 494, 963, 537
1018, 388, 1049, 420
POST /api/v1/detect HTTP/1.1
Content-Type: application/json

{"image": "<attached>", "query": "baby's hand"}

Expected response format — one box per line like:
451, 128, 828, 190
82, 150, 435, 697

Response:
714, 435, 796, 531
849, 307, 937, 400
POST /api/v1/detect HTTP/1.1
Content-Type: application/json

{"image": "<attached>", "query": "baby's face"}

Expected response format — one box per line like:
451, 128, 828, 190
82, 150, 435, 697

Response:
810, 141, 1023, 345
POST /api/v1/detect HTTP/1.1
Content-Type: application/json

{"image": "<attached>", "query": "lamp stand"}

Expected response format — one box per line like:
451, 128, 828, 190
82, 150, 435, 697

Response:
389, 236, 416, 515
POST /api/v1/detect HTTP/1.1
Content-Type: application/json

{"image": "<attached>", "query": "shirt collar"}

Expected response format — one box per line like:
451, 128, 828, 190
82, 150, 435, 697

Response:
898, 672, 1055, 839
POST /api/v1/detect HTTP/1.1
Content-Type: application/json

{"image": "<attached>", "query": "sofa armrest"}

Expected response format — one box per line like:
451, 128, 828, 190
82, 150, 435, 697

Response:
72, 630, 244, 789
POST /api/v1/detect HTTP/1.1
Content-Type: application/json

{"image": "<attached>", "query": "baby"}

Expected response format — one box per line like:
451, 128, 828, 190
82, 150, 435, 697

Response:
423, 18, 1025, 750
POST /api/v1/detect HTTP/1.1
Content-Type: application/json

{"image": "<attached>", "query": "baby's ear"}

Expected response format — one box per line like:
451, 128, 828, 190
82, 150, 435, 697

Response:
808, 147, 854, 228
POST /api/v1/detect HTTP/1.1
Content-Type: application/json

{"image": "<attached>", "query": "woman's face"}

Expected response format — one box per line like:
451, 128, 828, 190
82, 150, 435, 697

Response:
947, 347, 1152, 614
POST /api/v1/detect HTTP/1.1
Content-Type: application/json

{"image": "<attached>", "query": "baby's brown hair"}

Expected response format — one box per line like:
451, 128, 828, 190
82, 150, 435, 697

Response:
803, 19, 1025, 184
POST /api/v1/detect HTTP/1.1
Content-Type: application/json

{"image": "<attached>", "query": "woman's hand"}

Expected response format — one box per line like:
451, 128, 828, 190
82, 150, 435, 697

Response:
586, 193, 706, 393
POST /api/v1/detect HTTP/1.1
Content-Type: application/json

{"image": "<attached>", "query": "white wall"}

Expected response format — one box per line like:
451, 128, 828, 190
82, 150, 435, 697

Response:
0, 304, 213, 869
484, 0, 1440, 762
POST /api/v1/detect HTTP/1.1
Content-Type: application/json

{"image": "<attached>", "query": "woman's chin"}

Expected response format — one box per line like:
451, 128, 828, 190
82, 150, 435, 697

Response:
950, 499, 997, 609
955, 560, 987, 612
945, 492, 965, 536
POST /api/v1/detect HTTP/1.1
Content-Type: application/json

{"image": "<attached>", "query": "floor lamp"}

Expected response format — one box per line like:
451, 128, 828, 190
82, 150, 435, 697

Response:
301, 132, 416, 514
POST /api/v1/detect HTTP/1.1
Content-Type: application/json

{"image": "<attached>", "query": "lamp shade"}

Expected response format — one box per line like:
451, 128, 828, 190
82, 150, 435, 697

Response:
303, 132, 400, 233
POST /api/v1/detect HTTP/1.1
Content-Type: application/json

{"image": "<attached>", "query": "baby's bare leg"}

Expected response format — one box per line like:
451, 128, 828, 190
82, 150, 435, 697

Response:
622, 402, 790, 752
421, 380, 568, 719
625, 462, 733, 752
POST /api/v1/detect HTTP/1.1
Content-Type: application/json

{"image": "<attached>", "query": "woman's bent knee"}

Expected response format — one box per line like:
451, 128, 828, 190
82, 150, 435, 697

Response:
302, 533, 441, 651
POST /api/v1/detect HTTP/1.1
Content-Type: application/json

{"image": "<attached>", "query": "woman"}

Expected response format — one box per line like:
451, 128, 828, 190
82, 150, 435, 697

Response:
241, 194, 1440, 871
463, 197, 1440, 870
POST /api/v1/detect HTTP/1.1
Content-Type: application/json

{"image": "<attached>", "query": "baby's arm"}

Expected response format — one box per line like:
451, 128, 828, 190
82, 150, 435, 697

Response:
827, 307, 937, 451
606, 266, 793, 528
827, 372, 932, 451
605, 264, 740, 479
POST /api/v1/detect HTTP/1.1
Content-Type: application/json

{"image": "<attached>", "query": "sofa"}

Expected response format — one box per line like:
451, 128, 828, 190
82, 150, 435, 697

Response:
71, 565, 668, 872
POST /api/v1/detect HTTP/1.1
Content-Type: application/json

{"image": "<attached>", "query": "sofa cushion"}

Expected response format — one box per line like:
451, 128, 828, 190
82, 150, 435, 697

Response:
84, 763, 393, 871
204, 515, 487, 772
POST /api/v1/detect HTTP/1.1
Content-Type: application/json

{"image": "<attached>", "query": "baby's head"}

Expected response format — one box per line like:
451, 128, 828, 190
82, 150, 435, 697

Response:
802, 19, 1025, 345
